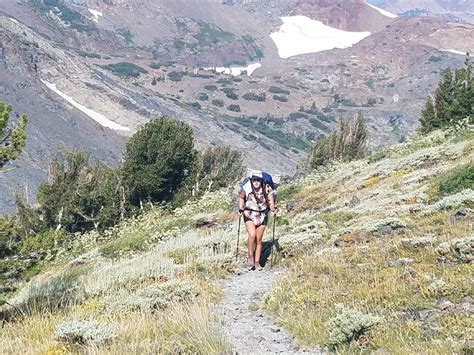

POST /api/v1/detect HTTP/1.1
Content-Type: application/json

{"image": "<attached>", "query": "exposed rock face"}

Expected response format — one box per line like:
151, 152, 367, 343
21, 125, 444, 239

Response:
374, 0, 474, 23
293, 0, 393, 32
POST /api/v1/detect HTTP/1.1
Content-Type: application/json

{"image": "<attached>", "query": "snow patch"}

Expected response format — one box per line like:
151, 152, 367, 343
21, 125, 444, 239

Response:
364, 1, 397, 18
442, 49, 467, 56
88, 9, 103, 22
204, 63, 261, 76
270, 16, 371, 59
41, 80, 130, 131
8, 17, 19, 24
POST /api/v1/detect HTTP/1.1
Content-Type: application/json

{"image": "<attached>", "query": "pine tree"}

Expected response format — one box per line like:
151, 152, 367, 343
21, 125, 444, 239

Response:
349, 111, 368, 160
420, 97, 437, 133
122, 117, 196, 207
419, 54, 473, 133
304, 113, 368, 170
0, 102, 28, 170
434, 68, 454, 124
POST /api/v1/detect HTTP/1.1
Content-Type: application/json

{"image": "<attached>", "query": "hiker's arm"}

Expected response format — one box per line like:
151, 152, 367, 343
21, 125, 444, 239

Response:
269, 192, 277, 213
238, 191, 245, 214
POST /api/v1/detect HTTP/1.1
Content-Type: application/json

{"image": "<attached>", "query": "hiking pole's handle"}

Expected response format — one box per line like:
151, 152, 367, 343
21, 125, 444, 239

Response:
271, 212, 276, 268
236, 215, 241, 262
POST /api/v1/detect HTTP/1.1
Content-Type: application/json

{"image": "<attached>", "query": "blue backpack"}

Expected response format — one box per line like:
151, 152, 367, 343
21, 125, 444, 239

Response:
261, 172, 275, 190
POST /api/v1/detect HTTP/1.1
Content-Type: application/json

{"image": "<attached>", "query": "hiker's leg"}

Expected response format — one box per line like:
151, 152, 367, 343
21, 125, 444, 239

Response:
254, 225, 266, 265
245, 220, 257, 258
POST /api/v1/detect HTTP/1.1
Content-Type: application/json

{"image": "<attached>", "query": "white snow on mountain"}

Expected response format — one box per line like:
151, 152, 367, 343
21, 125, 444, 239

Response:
270, 16, 371, 59
88, 9, 103, 23
364, 1, 397, 18
205, 63, 261, 76
42, 80, 130, 131
442, 49, 467, 56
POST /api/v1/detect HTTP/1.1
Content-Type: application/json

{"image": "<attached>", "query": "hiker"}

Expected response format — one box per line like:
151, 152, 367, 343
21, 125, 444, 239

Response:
238, 170, 277, 270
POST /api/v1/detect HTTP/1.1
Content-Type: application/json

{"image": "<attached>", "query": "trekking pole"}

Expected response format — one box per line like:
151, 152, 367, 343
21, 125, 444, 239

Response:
271, 213, 276, 268
236, 215, 241, 262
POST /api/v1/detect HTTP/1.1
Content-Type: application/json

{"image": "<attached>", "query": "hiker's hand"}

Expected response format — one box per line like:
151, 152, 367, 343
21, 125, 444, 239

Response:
238, 208, 244, 216
272, 207, 279, 215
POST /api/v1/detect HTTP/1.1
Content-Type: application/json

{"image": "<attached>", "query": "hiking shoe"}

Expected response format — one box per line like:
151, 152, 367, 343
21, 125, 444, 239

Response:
255, 263, 263, 271
243, 256, 254, 269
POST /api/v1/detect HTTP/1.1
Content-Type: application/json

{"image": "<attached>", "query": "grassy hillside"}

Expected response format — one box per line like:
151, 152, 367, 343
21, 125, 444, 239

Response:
1, 127, 473, 353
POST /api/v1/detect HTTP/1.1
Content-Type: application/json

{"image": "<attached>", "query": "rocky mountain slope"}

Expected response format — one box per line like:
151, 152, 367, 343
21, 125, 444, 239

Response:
1, 0, 473, 213
1, 125, 472, 353
370, 0, 474, 23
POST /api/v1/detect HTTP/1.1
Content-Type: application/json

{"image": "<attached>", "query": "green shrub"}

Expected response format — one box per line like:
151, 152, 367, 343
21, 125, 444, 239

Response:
221, 88, 238, 100
37, 2, 94, 32
197, 93, 209, 101
227, 104, 241, 112
0, 215, 16, 257
428, 55, 442, 63
54, 320, 116, 345
273, 95, 288, 102
20, 230, 64, 255
235, 116, 309, 151
277, 184, 302, 203
365, 78, 374, 89
217, 78, 231, 84
194, 22, 233, 46
308, 118, 329, 131
204, 85, 218, 91
288, 112, 308, 120
149, 60, 174, 69
243, 92, 266, 101
268, 86, 290, 95
104, 62, 148, 78
17, 268, 85, 316
430, 164, 474, 199
211, 99, 224, 107
328, 307, 381, 349
119, 28, 134, 45
168, 71, 185, 81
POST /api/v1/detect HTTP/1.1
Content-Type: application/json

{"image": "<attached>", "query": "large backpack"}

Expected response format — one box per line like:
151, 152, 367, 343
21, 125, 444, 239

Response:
239, 169, 280, 201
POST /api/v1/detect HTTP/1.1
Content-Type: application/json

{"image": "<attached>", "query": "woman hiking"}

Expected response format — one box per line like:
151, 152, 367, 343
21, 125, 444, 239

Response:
238, 170, 277, 271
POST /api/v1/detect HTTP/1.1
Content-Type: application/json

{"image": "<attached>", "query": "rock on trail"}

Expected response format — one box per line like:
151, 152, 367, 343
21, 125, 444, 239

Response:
216, 267, 323, 354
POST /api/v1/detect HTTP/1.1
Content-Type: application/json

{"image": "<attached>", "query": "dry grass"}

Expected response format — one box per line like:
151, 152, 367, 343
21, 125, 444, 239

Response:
265, 213, 473, 352
361, 175, 381, 188
1, 302, 225, 354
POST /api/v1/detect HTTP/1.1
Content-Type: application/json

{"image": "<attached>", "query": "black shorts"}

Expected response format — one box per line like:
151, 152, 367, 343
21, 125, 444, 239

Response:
243, 212, 269, 226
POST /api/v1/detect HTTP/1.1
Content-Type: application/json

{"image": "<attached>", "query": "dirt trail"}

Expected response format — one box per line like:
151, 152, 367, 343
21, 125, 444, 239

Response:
216, 267, 323, 354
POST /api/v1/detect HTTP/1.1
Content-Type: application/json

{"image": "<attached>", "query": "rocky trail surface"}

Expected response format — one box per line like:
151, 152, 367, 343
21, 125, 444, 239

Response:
216, 266, 324, 354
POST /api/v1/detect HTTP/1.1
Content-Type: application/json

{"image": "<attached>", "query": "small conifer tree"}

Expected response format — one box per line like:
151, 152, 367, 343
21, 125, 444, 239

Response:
0, 102, 28, 169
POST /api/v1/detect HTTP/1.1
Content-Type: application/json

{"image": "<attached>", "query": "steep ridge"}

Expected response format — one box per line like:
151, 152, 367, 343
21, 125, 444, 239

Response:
1, 0, 473, 214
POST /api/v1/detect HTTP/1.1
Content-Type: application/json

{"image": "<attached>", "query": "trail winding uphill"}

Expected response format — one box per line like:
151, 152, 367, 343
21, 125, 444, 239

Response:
216, 267, 324, 354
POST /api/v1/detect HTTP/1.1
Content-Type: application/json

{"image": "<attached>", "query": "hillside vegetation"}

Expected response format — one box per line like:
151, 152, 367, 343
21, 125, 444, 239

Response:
2, 56, 474, 352
0, 120, 472, 353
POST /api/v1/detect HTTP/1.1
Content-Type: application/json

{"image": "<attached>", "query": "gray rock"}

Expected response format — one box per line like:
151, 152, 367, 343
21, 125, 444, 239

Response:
388, 258, 414, 266
248, 302, 260, 312
401, 236, 433, 249
436, 298, 455, 311
345, 195, 360, 208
